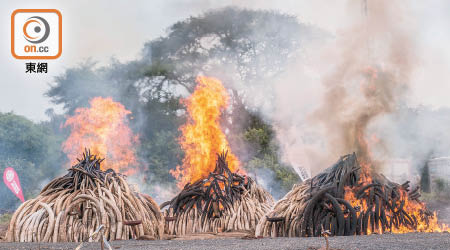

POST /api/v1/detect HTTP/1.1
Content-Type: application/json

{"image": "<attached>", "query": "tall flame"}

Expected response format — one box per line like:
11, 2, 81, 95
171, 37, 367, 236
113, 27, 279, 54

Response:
170, 76, 241, 188
342, 68, 449, 233
344, 173, 449, 234
62, 97, 138, 174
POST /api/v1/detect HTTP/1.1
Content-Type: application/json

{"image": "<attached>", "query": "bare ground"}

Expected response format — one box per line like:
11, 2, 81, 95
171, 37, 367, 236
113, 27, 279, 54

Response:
0, 201, 448, 250
0, 233, 449, 250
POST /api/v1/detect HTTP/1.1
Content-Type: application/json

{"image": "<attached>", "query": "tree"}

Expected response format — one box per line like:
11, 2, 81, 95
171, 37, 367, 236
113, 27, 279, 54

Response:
0, 112, 65, 210
0, 112, 50, 163
46, 61, 113, 114
45, 7, 322, 193
145, 7, 320, 93
243, 114, 299, 197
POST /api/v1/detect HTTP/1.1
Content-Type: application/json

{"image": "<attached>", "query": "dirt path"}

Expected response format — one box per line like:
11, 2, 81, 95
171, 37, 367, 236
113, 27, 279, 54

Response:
0, 232, 449, 250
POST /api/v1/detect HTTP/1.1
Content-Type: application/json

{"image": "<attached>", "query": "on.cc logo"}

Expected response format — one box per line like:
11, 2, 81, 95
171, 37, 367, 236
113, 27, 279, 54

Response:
23, 16, 50, 44
11, 9, 62, 59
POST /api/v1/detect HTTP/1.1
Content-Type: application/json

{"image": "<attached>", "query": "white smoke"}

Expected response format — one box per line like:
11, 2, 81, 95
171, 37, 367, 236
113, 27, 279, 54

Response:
235, 0, 450, 180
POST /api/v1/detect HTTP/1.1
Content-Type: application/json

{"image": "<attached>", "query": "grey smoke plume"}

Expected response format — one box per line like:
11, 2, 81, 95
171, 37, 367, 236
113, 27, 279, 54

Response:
244, 0, 450, 195
40, 1, 450, 204
258, 0, 422, 176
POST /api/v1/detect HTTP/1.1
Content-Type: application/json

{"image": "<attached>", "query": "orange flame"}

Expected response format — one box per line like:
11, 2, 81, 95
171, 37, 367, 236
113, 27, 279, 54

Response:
170, 76, 241, 188
343, 66, 449, 234
62, 97, 138, 174
343, 159, 449, 234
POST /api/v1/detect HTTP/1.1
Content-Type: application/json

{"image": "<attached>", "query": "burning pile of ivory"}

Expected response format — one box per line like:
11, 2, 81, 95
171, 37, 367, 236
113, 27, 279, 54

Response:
256, 153, 447, 237
6, 150, 164, 242
161, 152, 274, 235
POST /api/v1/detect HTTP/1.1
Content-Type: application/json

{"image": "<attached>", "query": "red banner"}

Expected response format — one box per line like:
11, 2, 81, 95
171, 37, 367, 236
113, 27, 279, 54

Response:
3, 167, 24, 202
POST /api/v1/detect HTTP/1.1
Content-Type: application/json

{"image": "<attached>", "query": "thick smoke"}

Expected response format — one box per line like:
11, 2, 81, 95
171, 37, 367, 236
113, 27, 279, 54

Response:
311, 0, 414, 168
248, 0, 450, 208
26, 1, 450, 207
262, 0, 420, 177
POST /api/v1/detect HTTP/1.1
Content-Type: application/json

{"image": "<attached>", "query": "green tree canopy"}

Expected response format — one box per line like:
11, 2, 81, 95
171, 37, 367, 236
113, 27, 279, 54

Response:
0, 112, 64, 209
44, 7, 322, 195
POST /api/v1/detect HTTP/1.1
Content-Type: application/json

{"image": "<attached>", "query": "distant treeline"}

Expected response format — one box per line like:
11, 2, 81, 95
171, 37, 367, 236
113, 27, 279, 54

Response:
4, 8, 449, 210
2, 8, 314, 208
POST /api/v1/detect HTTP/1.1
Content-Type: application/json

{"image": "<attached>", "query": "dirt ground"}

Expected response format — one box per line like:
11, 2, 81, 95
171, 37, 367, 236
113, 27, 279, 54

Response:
0, 232, 449, 250
0, 201, 448, 249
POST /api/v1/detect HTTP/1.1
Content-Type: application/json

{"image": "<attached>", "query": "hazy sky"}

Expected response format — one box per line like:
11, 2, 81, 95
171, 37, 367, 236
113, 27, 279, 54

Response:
1, 0, 450, 121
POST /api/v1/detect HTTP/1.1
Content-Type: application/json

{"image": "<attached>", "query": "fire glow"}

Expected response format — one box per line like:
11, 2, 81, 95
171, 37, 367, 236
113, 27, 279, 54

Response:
343, 164, 449, 234
62, 97, 138, 174
343, 68, 449, 234
170, 76, 241, 188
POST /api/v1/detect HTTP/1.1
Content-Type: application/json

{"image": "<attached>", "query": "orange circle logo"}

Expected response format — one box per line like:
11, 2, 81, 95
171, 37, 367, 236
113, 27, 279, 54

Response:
23, 16, 50, 43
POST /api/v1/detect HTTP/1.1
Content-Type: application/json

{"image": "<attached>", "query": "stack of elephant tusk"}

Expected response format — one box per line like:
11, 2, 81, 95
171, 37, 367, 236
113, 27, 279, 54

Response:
161, 151, 274, 235
256, 153, 442, 237
6, 149, 164, 242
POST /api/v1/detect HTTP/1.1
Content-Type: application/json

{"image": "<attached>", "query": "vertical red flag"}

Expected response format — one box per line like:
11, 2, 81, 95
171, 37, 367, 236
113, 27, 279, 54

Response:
3, 167, 24, 202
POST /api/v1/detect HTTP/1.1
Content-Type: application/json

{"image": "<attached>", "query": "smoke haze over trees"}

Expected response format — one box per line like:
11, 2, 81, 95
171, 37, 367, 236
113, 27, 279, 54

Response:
42, 8, 317, 202
2, 4, 450, 210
